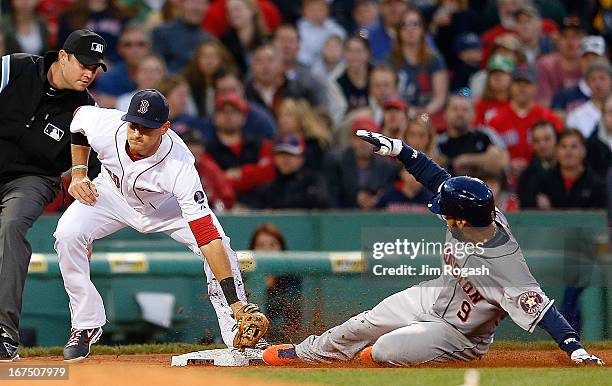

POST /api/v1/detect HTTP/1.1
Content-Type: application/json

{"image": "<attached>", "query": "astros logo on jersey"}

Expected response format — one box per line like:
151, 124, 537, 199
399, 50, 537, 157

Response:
138, 100, 150, 114
519, 291, 543, 314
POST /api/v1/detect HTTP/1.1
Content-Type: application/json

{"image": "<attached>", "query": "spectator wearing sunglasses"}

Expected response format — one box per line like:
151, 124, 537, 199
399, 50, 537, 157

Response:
93, 24, 151, 108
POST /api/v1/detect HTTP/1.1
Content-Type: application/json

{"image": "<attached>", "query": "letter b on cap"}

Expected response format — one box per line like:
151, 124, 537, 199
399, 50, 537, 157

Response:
91, 42, 104, 53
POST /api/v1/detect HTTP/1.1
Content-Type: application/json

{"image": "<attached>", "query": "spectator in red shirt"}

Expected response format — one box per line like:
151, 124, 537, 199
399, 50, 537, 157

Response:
536, 17, 585, 107
487, 65, 563, 177
474, 54, 515, 127
202, 0, 281, 37
204, 93, 275, 206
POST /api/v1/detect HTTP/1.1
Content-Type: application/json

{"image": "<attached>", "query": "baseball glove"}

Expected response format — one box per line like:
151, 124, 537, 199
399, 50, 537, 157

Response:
233, 303, 269, 350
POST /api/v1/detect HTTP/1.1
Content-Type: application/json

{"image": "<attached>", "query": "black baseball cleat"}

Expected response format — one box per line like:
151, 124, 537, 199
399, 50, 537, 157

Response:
63, 327, 102, 362
0, 328, 19, 362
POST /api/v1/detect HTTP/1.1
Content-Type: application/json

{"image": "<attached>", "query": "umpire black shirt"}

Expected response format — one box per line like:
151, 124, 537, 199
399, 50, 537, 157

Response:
0, 52, 95, 179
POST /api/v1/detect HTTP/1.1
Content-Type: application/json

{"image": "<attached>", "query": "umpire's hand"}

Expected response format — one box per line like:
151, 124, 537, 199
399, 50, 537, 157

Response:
356, 130, 404, 157
68, 176, 99, 206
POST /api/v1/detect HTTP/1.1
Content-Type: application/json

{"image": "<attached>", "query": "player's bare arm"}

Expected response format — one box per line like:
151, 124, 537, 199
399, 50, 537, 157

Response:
190, 216, 268, 349
199, 239, 244, 314
68, 143, 98, 206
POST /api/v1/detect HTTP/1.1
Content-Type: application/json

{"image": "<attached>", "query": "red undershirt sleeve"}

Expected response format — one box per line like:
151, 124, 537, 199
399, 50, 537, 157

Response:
188, 214, 221, 247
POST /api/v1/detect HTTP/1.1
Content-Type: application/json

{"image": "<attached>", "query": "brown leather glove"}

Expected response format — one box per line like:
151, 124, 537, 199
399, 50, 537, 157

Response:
233, 303, 269, 350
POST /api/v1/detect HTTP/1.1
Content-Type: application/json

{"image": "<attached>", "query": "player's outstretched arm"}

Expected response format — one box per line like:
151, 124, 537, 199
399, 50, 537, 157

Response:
199, 238, 269, 349
199, 239, 244, 311
356, 130, 451, 193
68, 144, 98, 206
538, 305, 605, 365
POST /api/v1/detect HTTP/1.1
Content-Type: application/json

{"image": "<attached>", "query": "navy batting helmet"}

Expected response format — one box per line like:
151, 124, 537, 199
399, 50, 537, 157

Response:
428, 176, 495, 227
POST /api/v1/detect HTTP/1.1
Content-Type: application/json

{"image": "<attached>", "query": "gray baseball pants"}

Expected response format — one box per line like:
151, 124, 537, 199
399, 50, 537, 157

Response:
296, 279, 489, 366
0, 175, 60, 343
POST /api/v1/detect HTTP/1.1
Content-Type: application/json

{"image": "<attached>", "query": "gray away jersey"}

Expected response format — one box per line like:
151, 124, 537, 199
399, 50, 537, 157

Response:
429, 210, 553, 340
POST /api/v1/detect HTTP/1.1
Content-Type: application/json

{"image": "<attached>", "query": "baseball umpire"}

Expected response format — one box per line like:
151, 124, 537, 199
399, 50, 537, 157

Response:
263, 130, 604, 367
0, 29, 106, 361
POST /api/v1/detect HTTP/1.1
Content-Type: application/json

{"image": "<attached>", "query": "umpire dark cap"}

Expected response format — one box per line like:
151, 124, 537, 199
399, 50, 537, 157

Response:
121, 89, 169, 129
62, 29, 108, 72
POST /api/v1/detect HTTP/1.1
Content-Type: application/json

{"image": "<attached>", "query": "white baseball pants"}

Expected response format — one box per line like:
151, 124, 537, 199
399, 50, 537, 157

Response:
54, 178, 246, 346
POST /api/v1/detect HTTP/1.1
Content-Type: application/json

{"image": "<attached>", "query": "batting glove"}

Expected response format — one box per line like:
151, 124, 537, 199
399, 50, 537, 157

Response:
570, 349, 605, 365
356, 130, 403, 157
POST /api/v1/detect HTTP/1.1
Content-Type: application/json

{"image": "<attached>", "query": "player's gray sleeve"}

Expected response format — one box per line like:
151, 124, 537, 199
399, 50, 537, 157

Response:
0, 55, 11, 94
500, 287, 553, 333
477, 240, 554, 333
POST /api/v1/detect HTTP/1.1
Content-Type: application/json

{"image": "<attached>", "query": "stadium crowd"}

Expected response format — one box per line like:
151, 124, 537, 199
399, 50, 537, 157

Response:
2, 0, 612, 213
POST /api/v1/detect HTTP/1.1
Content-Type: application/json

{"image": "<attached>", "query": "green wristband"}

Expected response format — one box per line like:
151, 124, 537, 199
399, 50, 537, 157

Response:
71, 164, 88, 171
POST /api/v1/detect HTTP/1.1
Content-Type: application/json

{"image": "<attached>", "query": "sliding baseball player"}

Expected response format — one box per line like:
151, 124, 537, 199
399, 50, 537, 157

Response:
263, 130, 604, 367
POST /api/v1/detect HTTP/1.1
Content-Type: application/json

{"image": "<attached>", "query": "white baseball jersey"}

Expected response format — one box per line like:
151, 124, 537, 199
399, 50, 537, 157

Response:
71, 106, 209, 221
58, 106, 246, 345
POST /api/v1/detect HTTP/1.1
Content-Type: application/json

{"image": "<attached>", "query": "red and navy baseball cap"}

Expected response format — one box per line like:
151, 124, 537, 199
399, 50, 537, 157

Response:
274, 133, 305, 155
352, 115, 380, 134
121, 89, 169, 129
62, 29, 107, 71
215, 93, 249, 114
384, 97, 407, 112
513, 65, 537, 83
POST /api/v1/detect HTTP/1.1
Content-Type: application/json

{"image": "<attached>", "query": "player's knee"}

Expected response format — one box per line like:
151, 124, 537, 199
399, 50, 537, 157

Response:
371, 334, 395, 363
54, 218, 87, 244
342, 312, 376, 336
371, 334, 415, 366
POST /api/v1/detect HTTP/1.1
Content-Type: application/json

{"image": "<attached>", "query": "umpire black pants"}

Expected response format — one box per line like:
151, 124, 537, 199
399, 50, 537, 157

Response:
0, 175, 60, 343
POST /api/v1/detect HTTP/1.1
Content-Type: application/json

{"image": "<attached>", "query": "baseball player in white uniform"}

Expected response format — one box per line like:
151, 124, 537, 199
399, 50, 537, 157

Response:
55, 89, 263, 361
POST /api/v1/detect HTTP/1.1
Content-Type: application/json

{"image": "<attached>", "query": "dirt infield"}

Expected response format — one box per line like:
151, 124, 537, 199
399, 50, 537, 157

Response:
3, 349, 610, 386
